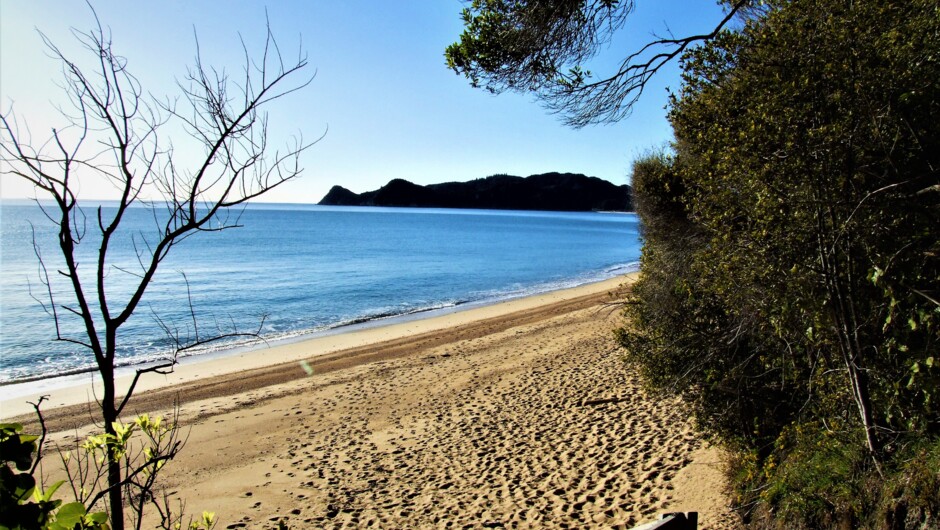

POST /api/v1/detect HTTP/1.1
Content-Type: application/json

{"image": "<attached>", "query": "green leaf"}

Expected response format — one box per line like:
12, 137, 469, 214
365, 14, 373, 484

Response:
42, 480, 65, 502
11, 472, 37, 501
52, 501, 89, 529
0, 422, 24, 433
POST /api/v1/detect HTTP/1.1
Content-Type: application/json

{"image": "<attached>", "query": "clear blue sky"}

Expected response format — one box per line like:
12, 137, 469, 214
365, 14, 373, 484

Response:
1, 1, 729, 204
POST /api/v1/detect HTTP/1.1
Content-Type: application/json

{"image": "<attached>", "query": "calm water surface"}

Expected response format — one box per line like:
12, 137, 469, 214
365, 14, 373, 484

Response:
0, 202, 641, 384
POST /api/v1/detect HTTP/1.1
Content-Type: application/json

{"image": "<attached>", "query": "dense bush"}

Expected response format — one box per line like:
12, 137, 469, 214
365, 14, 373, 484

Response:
620, 0, 939, 527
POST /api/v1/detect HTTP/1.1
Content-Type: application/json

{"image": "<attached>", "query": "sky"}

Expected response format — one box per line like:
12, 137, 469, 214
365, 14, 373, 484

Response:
1, 1, 730, 204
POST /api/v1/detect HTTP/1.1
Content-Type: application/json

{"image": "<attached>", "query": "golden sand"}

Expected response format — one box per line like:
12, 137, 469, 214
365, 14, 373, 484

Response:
3, 275, 739, 529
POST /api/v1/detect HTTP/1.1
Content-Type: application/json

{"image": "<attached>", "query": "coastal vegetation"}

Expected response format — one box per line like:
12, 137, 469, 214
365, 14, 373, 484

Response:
621, 1, 939, 526
451, 0, 939, 527
318, 172, 632, 211
1, 414, 216, 530
0, 9, 314, 530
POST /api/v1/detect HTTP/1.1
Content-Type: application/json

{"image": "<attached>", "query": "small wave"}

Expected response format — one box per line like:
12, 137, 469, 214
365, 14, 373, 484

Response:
469, 263, 638, 304
327, 300, 470, 330
605, 262, 638, 274
0, 268, 637, 386
0, 365, 98, 386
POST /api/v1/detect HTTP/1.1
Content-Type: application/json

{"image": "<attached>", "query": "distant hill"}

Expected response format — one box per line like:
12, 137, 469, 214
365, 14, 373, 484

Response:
319, 172, 632, 212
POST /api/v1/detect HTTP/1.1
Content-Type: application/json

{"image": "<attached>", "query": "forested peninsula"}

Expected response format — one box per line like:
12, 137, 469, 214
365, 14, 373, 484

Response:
318, 172, 632, 212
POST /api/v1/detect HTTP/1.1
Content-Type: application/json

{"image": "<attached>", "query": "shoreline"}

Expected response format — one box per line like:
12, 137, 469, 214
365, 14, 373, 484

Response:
4, 270, 741, 528
0, 263, 637, 390
1, 274, 633, 424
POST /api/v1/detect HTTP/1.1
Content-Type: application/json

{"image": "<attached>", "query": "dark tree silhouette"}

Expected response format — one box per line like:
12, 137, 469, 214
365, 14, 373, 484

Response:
445, 0, 750, 127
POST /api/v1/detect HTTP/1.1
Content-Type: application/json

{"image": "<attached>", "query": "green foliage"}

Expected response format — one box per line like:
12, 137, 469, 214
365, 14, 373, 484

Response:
444, 0, 627, 92
885, 439, 940, 524
1, 423, 109, 530
59, 413, 220, 530
47, 503, 110, 530
445, 0, 753, 127
1, 423, 39, 473
1, 423, 57, 529
736, 427, 940, 529
620, 0, 939, 526
760, 423, 872, 527
1, 417, 220, 530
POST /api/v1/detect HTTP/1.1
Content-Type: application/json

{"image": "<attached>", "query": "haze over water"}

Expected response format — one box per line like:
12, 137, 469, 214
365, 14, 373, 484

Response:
0, 202, 641, 384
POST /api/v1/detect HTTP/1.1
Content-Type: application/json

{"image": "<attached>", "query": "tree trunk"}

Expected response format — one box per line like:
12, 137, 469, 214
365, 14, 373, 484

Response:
816, 200, 882, 468
101, 366, 126, 530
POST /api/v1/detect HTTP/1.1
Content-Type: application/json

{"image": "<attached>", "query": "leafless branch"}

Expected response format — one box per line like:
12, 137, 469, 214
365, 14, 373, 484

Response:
28, 396, 50, 475
1, 8, 316, 528
548, 0, 749, 127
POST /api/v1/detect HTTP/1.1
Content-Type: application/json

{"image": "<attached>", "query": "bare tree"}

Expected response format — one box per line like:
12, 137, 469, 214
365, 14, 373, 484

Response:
0, 8, 317, 530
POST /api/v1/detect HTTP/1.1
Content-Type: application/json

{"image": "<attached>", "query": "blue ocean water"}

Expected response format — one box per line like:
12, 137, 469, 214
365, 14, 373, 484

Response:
0, 201, 641, 384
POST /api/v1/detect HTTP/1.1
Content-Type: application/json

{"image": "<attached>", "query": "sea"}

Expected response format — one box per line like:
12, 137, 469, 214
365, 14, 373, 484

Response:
0, 200, 641, 386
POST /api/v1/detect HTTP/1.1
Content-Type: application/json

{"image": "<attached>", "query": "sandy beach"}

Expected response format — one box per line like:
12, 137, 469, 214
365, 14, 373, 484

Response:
4, 275, 740, 529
